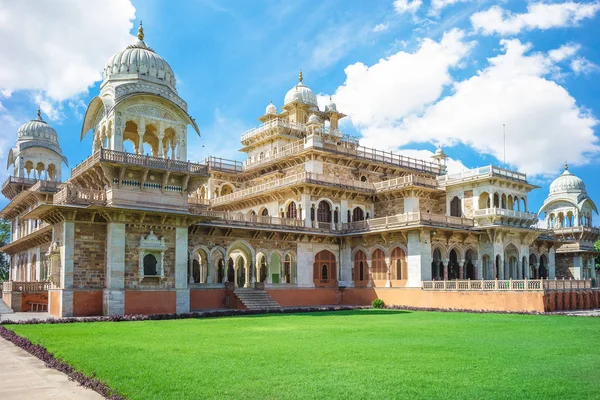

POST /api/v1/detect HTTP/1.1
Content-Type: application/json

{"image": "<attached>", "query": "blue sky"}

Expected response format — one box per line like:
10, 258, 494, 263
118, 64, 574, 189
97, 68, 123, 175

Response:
0, 0, 598, 222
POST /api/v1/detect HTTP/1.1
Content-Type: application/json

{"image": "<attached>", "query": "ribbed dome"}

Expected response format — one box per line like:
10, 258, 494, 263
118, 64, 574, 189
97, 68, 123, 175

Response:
307, 113, 320, 124
325, 97, 337, 112
284, 71, 318, 107
549, 164, 586, 194
17, 110, 59, 144
103, 22, 176, 90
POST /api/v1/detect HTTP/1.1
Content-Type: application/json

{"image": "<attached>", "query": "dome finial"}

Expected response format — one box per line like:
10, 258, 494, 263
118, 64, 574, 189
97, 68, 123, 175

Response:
564, 161, 569, 171
298, 69, 303, 83
36, 106, 41, 119
137, 20, 144, 41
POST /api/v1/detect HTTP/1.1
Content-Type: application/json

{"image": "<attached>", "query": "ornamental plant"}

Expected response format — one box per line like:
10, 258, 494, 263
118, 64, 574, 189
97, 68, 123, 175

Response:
371, 298, 385, 309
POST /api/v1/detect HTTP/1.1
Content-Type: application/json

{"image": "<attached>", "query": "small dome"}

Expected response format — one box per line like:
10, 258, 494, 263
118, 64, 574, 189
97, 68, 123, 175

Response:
549, 164, 586, 194
435, 147, 443, 155
284, 71, 318, 107
308, 113, 320, 124
265, 101, 277, 115
17, 109, 59, 144
103, 22, 176, 90
325, 97, 337, 112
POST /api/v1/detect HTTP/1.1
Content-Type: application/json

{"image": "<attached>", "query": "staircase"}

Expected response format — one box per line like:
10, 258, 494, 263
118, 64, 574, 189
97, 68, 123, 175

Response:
234, 288, 280, 310
0, 298, 14, 314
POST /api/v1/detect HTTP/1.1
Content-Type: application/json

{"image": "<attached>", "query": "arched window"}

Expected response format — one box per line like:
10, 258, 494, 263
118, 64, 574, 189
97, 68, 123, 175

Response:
227, 258, 235, 283
143, 254, 158, 276
371, 249, 386, 281
261, 208, 269, 216
390, 248, 405, 280
450, 197, 461, 217
352, 207, 365, 221
501, 194, 507, 209
317, 201, 331, 223
286, 202, 297, 219
360, 175, 367, 182
192, 259, 200, 283
310, 205, 315, 221
354, 251, 367, 283
283, 254, 292, 283
313, 250, 336, 286
448, 250, 459, 280
321, 265, 328, 280
493, 193, 500, 208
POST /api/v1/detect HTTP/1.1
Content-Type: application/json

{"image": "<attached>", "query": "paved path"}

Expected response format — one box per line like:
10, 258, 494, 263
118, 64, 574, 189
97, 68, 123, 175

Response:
0, 336, 103, 400
0, 299, 13, 315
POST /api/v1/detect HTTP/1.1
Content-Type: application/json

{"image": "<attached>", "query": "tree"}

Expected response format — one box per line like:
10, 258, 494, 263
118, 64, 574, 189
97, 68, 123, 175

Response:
0, 218, 10, 281
595, 240, 600, 271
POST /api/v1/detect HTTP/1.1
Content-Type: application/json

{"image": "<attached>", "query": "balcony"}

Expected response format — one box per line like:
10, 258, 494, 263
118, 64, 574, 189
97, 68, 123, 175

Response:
1, 176, 39, 199
207, 156, 244, 174
53, 185, 106, 206
71, 148, 209, 180
210, 172, 374, 206
422, 279, 592, 291
190, 209, 310, 230
241, 118, 306, 144
373, 175, 438, 191
473, 207, 538, 228
342, 211, 474, 233
438, 165, 528, 186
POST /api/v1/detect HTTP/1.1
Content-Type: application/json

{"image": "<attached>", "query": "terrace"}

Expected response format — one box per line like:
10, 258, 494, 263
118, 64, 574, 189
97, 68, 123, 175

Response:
422, 278, 593, 291
438, 165, 529, 185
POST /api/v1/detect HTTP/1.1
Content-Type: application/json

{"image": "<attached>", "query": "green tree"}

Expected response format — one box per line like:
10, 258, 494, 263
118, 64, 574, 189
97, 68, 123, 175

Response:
0, 218, 10, 281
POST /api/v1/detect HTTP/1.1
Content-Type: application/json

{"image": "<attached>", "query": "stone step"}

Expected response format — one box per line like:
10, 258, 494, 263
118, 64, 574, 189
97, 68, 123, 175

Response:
234, 289, 281, 310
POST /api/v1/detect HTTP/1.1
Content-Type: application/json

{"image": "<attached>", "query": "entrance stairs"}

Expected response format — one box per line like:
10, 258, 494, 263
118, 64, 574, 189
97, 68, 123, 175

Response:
0, 298, 14, 314
234, 288, 280, 310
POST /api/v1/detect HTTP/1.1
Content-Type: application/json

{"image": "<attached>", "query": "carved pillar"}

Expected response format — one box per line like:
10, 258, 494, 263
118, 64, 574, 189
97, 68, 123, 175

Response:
534, 263, 540, 279
385, 256, 391, 287
443, 258, 449, 280
366, 258, 373, 288
458, 259, 465, 279
158, 122, 165, 157
138, 118, 145, 155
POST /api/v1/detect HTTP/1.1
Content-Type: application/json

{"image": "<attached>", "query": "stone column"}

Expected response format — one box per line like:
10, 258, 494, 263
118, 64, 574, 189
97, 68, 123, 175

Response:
103, 222, 125, 316
55, 221, 75, 317
548, 248, 556, 279
175, 227, 190, 313
339, 245, 352, 287
443, 259, 449, 281
406, 231, 432, 287
385, 256, 392, 288
458, 259, 465, 279
366, 258, 373, 288
138, 119, 145, 155
244, 257, 251, 288
474, 260, 480, 280
534, 263, 539, 279
572, 255, 583, 280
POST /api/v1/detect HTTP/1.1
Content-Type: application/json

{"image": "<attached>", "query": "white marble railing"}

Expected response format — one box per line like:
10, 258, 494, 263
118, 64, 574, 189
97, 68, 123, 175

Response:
473, 207, 538, 219
374, 175, 438, 191
439, 165, 527, 185
3, 281, 50, 292
241, 118, 306, 142
422, 279, 592, 291
342, 211, 474, 232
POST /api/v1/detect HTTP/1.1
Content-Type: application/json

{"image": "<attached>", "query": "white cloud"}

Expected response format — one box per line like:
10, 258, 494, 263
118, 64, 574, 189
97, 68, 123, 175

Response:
430, 0, 470, 15
548, 43, 580, 62
395, 40, 598, 176
394, 0, 423, 15
373, 23, 389, 32
571, 57, 599, 75
333, 29, 474, 131
472, 2, 600, 36
0, 0, 136, 101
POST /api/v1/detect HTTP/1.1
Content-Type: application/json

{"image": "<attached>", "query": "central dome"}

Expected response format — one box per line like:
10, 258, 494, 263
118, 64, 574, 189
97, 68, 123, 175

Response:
17, 109, 59, 144
103, 22, 176, 90
284, 71, 318, 107
549, 164, 586, 194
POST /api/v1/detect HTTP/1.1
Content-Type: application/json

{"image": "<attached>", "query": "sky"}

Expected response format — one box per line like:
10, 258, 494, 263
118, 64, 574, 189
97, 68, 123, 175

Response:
0, 0, 598, 223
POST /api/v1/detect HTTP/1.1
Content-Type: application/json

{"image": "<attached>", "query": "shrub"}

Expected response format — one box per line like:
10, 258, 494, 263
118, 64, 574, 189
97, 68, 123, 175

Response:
371, 299, 385, 309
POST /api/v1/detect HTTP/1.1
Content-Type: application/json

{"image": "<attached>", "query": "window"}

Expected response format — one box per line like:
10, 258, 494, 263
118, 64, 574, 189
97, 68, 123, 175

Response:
261, 208, 269, 216
352, 207, 365, 221
317, 201, 331, 222
321, 265, 328, 280
371, 249, 386, 281
286, 202, 297, 219
450, 197, 461, 217
143, 254, 158, 276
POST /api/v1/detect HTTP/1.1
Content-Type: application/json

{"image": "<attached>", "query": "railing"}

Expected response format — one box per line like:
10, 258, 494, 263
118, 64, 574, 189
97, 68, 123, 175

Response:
342, 211, 474, 232
71, 148, 209, 178
207, 156, 244, 174
53, 185, 106, 206
439, 165, 528, 185
374, 175, 438, 191
422, 279, 592, 291
244, 140, 306, 169
2, 281, 50, 292
1, 176, 38, 191
473, 208, 538, 220
241, 118, 306, 142
210, 172, 374, 206
188, 196, 210, 206
192, 209, 306, 228
29, 180, 62, 193
551, 226, 600, 235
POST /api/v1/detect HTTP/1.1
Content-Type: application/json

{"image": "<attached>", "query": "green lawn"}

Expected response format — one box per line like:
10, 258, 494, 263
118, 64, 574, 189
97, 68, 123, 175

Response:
7, 310, 600, 399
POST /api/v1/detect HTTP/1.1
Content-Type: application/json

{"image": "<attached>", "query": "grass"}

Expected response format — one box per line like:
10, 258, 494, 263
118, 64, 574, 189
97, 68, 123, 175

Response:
7, 310, 600, 399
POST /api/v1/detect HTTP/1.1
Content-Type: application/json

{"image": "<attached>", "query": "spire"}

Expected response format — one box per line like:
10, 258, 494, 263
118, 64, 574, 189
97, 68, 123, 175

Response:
137, 20, 144, 41
36, 106, 42, 120
298, 69, 303, 83
565, 161, 569, 171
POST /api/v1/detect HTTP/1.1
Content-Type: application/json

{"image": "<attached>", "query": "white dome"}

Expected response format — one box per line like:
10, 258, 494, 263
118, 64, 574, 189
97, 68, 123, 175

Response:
284, 71, 318, 107
308, 113, 320, 124
103, 23, 176, 90
265, 101, 277, 115
549, 164, 586, 194
17, 110, 59, 144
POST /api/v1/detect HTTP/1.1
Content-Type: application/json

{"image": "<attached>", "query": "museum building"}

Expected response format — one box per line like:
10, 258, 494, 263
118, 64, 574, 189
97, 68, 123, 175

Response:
1, 24, 599, 316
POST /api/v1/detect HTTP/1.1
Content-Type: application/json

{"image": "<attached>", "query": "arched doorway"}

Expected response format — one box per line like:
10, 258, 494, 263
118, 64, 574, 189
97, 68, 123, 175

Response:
465, 249, 476, 280
192, 259, 200, 283
313, 250, 336, 287
258, 254, 267, 283
450, 197, 462, 217
227, 258, 235, 283
371, 249, 387, 285
448, 249, 459, 280
539, 255, 548, 278
283, 254, 294, 283
352, 207, 365, 222
431, 248, 442, 280
236, 257, 246, 287
529, 254, 537, 278
504, 244, 519, 279
217, 259, 225, 283
495, 255, 501, 279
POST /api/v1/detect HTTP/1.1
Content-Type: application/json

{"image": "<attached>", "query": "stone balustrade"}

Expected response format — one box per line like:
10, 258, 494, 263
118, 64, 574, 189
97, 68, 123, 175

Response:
53, 185, 106, 206
2, 281, 50, 292
438, 165, 528, 185
343, 212, 474, 232
422, 278, 593, 291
